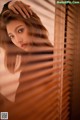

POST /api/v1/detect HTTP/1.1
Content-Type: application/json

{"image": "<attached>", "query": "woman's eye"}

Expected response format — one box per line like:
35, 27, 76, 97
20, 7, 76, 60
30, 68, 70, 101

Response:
9, 35, 14, 40
18, 28, 24, 33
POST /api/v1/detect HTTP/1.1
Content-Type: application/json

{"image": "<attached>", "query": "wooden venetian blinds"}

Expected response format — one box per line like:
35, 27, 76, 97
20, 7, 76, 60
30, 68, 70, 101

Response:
61, 3, 80, 120
0, 0, 77, 120
66, 4, 80, 120
54, 2, 77, 120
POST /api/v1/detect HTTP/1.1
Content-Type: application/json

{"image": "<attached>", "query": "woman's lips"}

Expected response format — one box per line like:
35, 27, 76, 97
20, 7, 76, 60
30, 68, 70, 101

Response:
21, 43, 28, 47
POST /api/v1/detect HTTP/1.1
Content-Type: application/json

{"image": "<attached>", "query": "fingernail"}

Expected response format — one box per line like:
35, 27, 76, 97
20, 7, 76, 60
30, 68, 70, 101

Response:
24, 15, 27, 19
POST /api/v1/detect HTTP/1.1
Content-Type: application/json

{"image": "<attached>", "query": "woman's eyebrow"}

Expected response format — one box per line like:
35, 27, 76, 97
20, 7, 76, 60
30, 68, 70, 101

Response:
15, 25, 23, 31
8, 25, 24, 35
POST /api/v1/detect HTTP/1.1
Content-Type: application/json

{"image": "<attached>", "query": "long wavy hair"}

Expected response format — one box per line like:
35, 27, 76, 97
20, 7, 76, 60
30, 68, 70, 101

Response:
0, 9, 52, 73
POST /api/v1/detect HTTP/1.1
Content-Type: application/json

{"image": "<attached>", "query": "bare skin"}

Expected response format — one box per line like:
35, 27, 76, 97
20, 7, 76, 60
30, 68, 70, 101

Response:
7, 20, 31, 52
8, 1, 32, 18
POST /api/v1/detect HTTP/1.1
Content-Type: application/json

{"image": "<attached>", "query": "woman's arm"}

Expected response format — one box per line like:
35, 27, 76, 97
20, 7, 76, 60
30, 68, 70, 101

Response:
1, 1, 32, 18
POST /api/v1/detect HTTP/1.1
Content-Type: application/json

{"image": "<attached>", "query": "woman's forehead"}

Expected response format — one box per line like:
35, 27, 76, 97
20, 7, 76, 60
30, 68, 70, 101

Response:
7, 20, 26, 27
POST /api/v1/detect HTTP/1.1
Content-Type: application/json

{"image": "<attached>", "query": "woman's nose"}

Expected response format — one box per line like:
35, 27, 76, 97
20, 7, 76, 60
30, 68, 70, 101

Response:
16, 36, 23, 44
18, 39, 23, 44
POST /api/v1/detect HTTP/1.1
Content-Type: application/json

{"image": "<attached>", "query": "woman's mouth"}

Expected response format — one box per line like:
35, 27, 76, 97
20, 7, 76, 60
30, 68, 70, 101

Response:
21, 43, 28, 48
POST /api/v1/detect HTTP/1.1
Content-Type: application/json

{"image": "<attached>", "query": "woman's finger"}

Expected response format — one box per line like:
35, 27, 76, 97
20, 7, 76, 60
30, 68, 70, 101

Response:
20, 1, 33, 15
18, 1, 30, 17
18, 2, 30, 18
13, 4, 27, 19
25, 5, 33, 16
9, 6, 19, 14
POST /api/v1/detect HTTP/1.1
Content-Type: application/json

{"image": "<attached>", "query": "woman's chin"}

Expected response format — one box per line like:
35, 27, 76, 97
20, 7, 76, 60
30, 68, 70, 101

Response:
21, 47, 29, 52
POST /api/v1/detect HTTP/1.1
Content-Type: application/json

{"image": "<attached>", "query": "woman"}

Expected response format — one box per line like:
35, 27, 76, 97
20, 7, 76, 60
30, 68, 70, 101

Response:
0, 1, 53, 120
0, 0, 33, 114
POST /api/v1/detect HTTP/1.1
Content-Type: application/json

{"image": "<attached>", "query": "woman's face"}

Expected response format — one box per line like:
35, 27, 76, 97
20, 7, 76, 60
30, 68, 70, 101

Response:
6, 20, 31, 51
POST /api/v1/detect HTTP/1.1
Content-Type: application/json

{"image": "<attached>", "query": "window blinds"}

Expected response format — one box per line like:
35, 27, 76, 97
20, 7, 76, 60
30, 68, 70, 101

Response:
65, 4, 80, 120
62, 4, 78, 120
0, 0, 77, 120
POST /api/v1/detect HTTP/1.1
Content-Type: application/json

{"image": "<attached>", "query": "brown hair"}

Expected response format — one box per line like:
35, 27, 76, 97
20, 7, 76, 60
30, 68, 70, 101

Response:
0, 10, 52, 73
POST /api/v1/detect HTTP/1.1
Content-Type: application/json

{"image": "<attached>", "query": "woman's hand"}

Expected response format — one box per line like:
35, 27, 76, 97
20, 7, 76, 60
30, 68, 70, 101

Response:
8, 1, 32, 18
